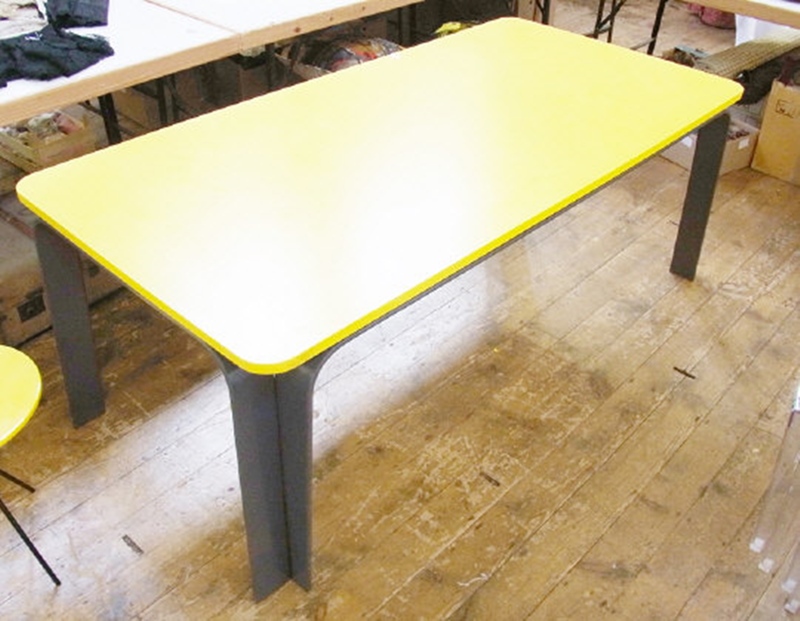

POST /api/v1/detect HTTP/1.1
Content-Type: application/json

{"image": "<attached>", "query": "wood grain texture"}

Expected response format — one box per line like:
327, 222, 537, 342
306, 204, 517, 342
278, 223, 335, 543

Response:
3, 2, 800, 619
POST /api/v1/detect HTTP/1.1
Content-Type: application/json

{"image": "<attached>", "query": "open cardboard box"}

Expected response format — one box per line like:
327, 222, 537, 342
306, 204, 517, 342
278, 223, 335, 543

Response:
660, 117, 759, 175
752, 79, 800, 185
0, 111, 95, 172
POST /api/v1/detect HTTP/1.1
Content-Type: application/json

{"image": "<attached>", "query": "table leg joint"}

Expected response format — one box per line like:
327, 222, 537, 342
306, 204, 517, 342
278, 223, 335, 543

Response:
215, 352, 329, 599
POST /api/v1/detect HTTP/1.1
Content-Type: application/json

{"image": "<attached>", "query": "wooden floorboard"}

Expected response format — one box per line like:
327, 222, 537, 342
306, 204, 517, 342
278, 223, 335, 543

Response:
4, 2, 800, 619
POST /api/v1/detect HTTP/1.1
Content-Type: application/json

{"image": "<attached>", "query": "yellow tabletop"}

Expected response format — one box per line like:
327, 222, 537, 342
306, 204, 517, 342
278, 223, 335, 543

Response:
18, 18, 742, 375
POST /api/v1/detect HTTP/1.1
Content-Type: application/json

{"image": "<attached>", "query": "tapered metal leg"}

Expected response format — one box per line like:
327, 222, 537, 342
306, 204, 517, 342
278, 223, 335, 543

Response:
0, 495, 61, 586
541, 0, 551, 23
646, 0, 669, 55
670, 113, 730, 281
34, 222, 105, 427
0, 468, 35, 493
98, 94, 122, 145
215, 353, 327, 600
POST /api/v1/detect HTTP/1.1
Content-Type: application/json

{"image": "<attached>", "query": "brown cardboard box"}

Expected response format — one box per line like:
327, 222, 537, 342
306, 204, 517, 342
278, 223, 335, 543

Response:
0, 157, 24, 196
0, 216, 120, 346
112, 68, 218, 134
203, 55, 272, 107
112, 86, 163, 133
752, 80, 800, 185
0, 111, 95, 172
660, 118, 759, 175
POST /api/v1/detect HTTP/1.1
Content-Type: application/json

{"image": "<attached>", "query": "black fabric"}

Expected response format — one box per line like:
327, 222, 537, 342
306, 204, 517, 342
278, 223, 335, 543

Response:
45, 0, 110, 28
440, 0, 513, 22
0, 25, 113, 87
734, 52, 800, 105
735, 60, 782, 105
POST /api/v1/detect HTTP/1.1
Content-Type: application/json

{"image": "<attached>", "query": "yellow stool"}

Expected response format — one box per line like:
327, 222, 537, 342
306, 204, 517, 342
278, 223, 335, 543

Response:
0, 345, 60, 586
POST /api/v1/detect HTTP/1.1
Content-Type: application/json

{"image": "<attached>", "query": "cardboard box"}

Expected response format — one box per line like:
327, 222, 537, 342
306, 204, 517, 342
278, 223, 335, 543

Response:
0, 157, 24, 196
112, 86, 163, 133
201, 55, 272, 107
660, 118, 759, 175
0, 214, 120, 346
112, 68, 217, 134
0, 111, 95, 172
752, 80, 800, 185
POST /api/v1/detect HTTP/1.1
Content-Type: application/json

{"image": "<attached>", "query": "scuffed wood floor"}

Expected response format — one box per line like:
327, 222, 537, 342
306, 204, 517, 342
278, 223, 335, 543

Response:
2, 3, 800, 619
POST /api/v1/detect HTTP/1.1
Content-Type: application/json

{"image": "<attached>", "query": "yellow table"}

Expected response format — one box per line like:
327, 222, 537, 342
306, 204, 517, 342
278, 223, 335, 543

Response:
17, 18, 742, 601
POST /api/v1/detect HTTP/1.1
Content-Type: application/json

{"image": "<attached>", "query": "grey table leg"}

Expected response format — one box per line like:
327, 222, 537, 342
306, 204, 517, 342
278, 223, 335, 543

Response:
34, 222, 105, 427
670, 112, 730, 280
35, 220, 330, 600
215, 353, 328, 600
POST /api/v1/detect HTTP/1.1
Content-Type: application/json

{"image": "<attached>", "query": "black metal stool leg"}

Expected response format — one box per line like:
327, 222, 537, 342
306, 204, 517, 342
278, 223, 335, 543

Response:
0, 468, 35, 493
0, 494, 60, 586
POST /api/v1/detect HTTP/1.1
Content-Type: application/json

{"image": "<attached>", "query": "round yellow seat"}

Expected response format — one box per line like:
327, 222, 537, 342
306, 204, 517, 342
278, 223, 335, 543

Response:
0, 345, 42, 447
0, 345, 59, 586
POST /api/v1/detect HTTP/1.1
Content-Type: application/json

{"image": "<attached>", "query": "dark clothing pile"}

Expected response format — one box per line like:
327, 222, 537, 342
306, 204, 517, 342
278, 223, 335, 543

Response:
0, 0, 112, 87
45, 0, 109, 29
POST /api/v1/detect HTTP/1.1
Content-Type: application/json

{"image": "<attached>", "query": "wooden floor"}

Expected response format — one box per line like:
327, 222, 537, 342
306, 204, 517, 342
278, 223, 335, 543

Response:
3, 2, 800, 619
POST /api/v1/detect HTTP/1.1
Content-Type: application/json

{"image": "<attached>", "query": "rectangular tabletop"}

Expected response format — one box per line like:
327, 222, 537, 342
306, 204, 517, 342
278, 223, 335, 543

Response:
0, 0, 239, 127
145, 0, 423, 50
17, 18, 742, 376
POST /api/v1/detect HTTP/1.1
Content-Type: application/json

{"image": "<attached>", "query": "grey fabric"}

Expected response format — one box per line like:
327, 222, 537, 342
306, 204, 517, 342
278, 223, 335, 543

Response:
45, 0, 109, 28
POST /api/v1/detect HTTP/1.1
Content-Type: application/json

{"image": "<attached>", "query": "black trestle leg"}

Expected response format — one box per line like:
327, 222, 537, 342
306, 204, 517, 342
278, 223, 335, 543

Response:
0, 495, 61, 586
0, 468, 35, 493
